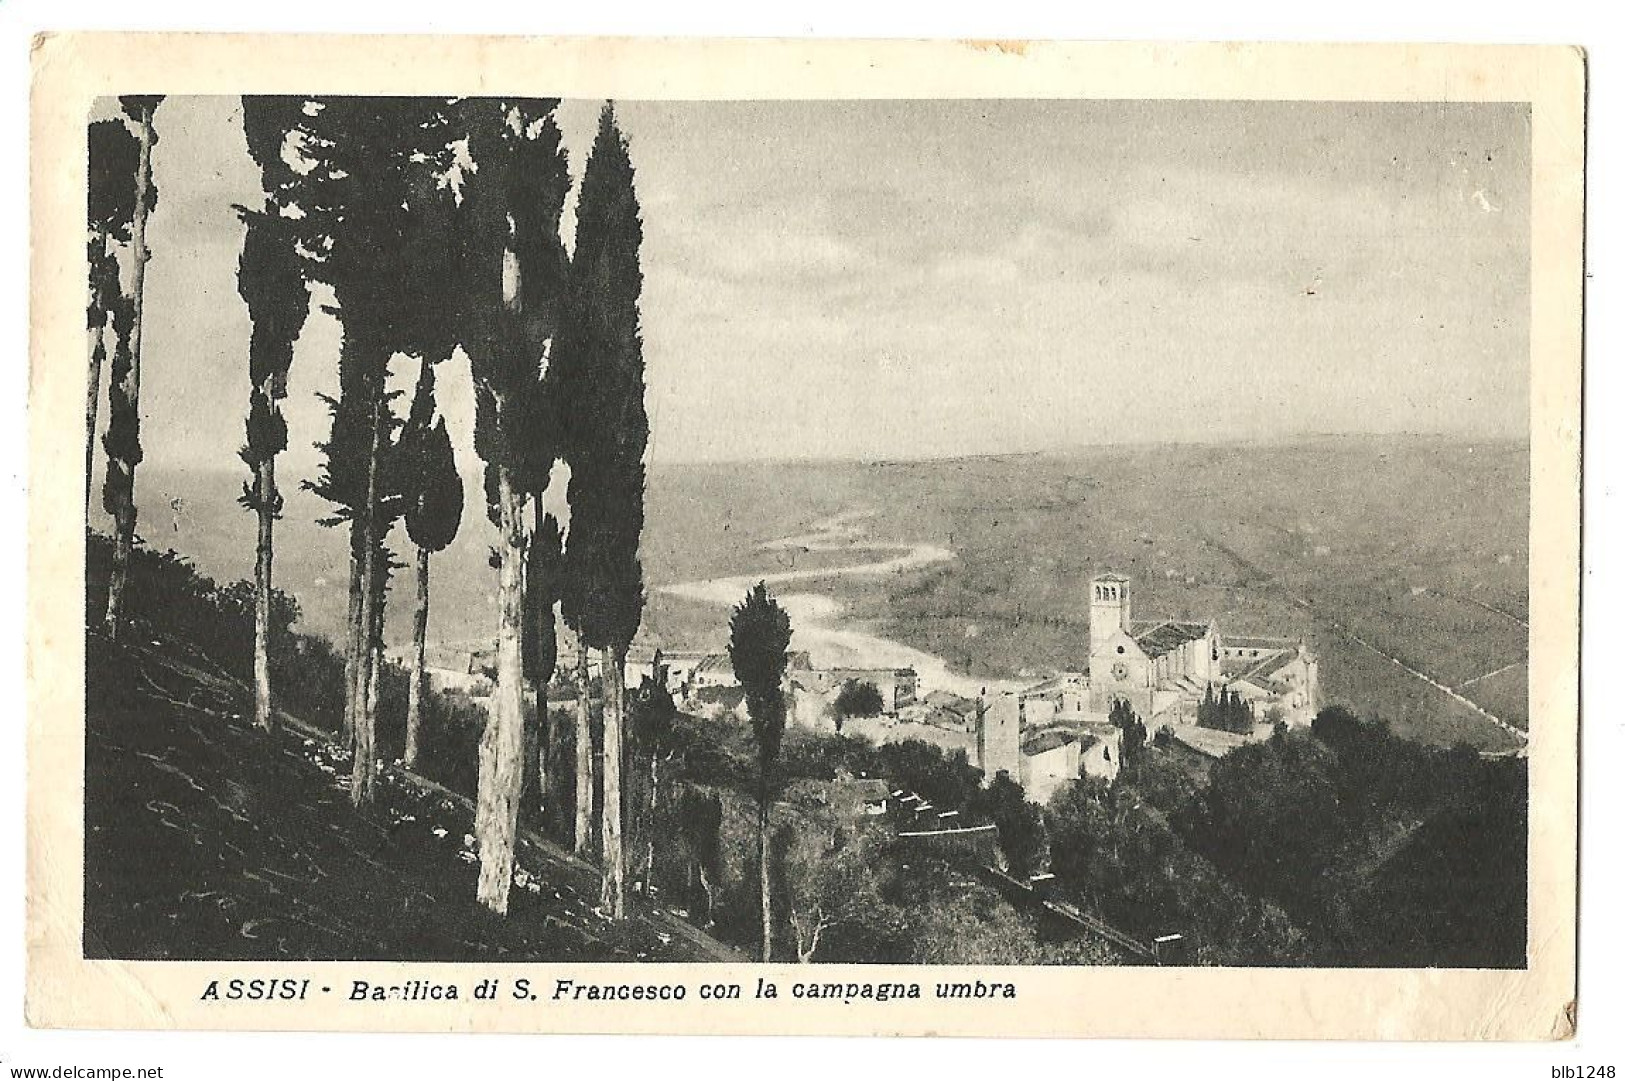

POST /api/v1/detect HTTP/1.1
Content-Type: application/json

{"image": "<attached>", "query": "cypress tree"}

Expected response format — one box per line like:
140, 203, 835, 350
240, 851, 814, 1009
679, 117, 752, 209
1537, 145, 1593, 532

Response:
524, 510, 564, 813
729, 582, 794, 962
632, 665, 678, 897
235, 96, 314, 732
86, 118, 140, 511
400, 362, 464, 769
555, 104, 648, 918
458, 97, 570, 915
299, 97, 458, 804
101, 95, 163, 639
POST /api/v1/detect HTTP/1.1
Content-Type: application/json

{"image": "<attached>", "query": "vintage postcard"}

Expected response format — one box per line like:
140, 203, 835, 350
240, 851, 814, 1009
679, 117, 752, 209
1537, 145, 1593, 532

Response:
28, 34, 1583, 1037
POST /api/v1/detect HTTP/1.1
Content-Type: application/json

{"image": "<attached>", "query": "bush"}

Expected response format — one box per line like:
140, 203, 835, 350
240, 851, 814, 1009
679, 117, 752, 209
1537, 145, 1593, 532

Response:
87, 528, 489, 818
1198, 684, 1254, 734
1109, 699, 1148, 762
876, 740, 984, 814
966, 772, 1045, 877
86, 530, 299, 681
834, 679, 885, 719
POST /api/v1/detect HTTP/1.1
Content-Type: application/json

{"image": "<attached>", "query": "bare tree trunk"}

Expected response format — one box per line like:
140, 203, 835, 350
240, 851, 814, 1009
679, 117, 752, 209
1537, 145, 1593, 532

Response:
475, 465, 528, 915
103, 465, 136, 638
252, 454, 276, 730
573, 639, 593, 856
534, 689, 549, 806
103, 107, 155, 640
341, 546, 362, 742
644, 751, 659, 896
349, 396, 383, 807
792, 914, 824, 962
759, 780, 772, 962
351, 604, 378, 802
404, 544, 430, 769
524, 514, 549, 813
794, 917, 824, 963
529, 664, 551, 820
85, 301, 108, 514
697, 864, 715, 929
600, 646, 627, 918
367, 634, 381, 742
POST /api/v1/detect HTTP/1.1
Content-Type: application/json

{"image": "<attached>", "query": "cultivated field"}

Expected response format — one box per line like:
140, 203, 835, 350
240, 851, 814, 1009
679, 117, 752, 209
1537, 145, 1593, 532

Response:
130, 433, 1529, 751
641, 435, 1530, 750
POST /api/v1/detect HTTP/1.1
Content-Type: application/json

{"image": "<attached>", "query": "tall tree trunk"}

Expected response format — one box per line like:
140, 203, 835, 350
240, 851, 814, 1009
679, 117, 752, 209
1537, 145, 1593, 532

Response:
523, 517, 550, 814
252, 454, 276, 730
533, 687, 549, 805
103, 467, 136, 638
528, 674, 550, 821
758, 780, 772, 962
573, 639, 593, 856
405, 544, 430, 769
349, 395, 383, 807
475, 465, 527, 915
697, 864, 715, 929
85, 331, 105, 512
600, 646, 627, 918
85, 263, 109, 514
342, 545, 363, 742
367, 634, 381, 742
103, 108, 155, 640
644, 751, 659, 896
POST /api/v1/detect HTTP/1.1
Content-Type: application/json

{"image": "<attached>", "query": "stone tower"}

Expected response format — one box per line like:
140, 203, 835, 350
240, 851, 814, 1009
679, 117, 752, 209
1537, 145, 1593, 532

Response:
1089, 573, 1132, 652
976, 693, 1022, 784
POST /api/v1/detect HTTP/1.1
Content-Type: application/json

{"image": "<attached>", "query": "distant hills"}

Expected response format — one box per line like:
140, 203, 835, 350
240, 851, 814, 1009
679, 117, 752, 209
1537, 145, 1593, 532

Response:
105, 433, 1529, 752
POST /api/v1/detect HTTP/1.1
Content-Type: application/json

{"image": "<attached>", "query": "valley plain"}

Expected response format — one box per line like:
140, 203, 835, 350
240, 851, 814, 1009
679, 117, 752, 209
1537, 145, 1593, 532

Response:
137, 432, 1529, 753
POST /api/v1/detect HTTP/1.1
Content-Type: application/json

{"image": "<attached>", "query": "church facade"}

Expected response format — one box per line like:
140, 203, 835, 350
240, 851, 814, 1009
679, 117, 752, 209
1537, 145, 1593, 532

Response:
970, 571, 1321, 800
1085, 573, 1223, 721
1084, 572, 1318, 729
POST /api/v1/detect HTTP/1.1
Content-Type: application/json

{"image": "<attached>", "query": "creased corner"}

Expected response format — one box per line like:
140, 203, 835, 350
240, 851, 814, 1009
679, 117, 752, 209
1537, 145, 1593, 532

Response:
1553, 999, 1577, 1040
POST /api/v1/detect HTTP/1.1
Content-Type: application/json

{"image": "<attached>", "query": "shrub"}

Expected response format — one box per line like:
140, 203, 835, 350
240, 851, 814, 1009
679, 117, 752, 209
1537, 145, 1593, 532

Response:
834, 679, 885, 719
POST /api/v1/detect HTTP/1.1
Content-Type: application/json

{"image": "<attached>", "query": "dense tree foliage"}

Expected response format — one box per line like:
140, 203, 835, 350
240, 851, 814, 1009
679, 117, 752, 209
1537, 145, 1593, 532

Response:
554, 104, 649, 918
729, 581, 794, 961
236, 96, 315, 733
1109, 698, 1148, 762
457, 97, 572, 915
1198, 683, 1255, 734
399, 363, 465, 768
1176, 707, 1524, 965
85, 118, 140, 507
834, 679, 885, 721
296, 96, 463, 805
100, 96, 163, 640
968, 772, 1045, 878
875, 739, 984, 811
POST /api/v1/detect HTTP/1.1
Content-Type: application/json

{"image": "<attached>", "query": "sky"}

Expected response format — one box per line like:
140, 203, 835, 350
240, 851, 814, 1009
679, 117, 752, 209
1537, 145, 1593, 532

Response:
97, 96, 1530, 483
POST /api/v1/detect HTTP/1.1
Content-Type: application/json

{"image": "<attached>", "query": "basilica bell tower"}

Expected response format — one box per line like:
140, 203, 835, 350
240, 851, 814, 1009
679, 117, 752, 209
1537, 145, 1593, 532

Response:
1089, 573, 1132, 652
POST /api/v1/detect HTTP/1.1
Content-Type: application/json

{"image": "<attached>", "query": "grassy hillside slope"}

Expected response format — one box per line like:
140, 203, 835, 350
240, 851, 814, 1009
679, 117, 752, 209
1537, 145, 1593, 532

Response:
84, 630, 731, 962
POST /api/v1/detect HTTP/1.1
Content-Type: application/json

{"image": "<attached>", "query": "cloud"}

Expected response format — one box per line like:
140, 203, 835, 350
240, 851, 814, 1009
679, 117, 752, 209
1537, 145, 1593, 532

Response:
127, 97, 1531, 472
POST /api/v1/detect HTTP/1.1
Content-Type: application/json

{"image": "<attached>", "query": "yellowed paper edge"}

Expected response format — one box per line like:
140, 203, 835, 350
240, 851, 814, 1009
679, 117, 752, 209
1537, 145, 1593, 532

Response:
27, 33, 1585, 1039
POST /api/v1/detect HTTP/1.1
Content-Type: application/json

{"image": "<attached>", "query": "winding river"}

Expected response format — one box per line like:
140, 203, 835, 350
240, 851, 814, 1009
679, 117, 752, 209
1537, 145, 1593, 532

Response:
658, 510, 1020, 699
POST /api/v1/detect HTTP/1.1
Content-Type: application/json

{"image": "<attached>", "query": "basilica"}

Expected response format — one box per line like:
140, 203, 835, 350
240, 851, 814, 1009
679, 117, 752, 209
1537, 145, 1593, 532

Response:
1082, 572, 1319, 728
972, 572, 1321, 801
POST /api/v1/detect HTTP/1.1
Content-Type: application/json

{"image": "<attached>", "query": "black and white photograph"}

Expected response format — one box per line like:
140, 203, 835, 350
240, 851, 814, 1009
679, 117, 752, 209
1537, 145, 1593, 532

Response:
24, 33, 1586, 1045
79, 91, 1536, 970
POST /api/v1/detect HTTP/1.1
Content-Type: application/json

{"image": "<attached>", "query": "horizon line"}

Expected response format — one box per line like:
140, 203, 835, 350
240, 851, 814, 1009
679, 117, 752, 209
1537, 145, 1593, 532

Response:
144, 427, 1531, 477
